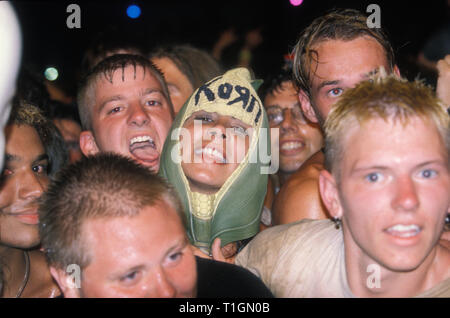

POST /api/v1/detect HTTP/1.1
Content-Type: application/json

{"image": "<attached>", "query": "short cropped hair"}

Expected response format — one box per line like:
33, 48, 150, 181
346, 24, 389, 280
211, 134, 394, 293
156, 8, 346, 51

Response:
77, 54, 174, 131
7, 99, 68, 176
324, 76, 449, 179
258, 69, 296, 103
292, 8, 396, 100
149, 44, 223, 90
38, 153, 185, 270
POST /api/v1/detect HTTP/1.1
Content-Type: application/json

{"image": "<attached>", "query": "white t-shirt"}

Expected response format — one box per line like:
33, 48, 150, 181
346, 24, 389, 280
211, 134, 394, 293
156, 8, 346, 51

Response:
236, 219, 450, 297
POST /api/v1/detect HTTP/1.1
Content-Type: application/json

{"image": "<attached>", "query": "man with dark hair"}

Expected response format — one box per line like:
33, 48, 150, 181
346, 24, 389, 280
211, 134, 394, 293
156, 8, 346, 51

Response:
0, 1, 22, 295
0, 100, 63, 297
77, 54, 175, 173
258, 70, 323, 226
39, 153, 273, 298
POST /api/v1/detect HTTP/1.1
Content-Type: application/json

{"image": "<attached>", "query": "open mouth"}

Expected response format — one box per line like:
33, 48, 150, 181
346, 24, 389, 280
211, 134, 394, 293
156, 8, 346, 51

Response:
129, 135, 159, 165
384, 224, 421, 238
194, 146, 227, 164
279, 140, 305, 155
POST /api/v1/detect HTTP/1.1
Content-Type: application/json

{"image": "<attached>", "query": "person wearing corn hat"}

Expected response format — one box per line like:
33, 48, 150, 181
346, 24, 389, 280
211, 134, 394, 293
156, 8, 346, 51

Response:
159, 67, 271, 262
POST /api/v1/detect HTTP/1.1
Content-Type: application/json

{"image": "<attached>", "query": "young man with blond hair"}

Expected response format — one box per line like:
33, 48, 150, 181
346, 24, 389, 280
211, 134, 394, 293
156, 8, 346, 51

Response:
236, 76, 450, 297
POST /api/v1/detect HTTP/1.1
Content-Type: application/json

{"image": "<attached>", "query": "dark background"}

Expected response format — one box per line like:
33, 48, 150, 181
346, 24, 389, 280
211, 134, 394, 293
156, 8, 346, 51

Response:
10, 0, 450, 98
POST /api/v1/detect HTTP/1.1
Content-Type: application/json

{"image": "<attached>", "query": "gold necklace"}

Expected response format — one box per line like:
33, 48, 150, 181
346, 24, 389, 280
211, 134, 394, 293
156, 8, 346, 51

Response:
15, 250, 29, 298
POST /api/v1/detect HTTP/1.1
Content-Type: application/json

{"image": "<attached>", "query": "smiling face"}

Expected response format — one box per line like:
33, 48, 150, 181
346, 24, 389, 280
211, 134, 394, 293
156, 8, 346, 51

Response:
180, 111, 251, 194
331, 117, 449, 272
76, 200, 197, 298
264, 81, 323, 174
80, 65, 173, 172
305, 37, 391, 124
151, 57, 194, 115
0, 124, 49, 249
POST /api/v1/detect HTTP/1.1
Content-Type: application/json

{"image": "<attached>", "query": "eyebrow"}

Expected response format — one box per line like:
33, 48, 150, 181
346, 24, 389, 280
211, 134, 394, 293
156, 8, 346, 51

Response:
141, 88, 164, 96
33, 154, 49, 165
98, 95, 124, 113
317, 80, 339, 91
4, 153, 48, 165
351, 160, 446, 173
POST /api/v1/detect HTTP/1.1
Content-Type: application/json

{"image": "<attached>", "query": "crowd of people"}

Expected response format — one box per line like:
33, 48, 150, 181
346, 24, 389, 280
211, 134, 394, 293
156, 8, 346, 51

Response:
0, 3, 449, 298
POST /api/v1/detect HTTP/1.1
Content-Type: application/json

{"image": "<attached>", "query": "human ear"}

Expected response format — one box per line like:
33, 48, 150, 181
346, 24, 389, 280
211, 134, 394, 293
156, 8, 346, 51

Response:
49, 266, 81, 298
298, 90, 318, 124
79, 131, 100, 156
318, 169, 343, 219
393, 64, 401, 77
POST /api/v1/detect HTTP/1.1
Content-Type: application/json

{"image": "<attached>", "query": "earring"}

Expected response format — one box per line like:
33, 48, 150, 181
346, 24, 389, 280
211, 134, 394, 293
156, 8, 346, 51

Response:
333, 217, 341, 230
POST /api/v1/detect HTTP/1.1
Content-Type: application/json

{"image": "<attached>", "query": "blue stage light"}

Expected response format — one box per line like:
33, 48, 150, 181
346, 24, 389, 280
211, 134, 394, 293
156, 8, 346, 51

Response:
127, 5, 141, 19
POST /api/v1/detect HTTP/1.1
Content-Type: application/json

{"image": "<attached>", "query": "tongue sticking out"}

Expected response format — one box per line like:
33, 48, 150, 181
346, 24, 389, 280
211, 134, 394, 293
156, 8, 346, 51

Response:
130, 142, 159, 164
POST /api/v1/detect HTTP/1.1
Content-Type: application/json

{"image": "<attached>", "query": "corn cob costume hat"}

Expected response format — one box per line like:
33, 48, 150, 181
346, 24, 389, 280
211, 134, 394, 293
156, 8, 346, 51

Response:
159, 68, 270, 255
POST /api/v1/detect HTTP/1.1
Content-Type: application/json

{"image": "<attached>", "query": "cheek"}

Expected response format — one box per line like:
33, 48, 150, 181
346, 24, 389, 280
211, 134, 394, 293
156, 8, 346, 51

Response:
171, 255, 197, 296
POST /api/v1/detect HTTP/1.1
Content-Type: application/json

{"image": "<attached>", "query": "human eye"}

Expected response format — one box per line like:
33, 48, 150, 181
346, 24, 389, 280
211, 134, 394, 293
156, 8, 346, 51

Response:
365, 172, 383, 183
267, 108, 283, 125
119, 271, 142, 286
268, 112, 283, 125
327, 88, 344, 98
419, 169, 438, 179
32, 163, 48, 175
144, 99, 161, 107
107, 105, 123, 115
231, 126, 248, 136
291, 107, 306, 122
165, 251, 183, 267
194, 115, 213, 123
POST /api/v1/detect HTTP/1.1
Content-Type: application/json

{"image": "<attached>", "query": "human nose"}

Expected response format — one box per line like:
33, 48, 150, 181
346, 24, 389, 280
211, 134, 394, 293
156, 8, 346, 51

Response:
128, 104, 150, 127
280, 109, 297, 133
391, 176, 420, 212
18, 171, 46, 201
145, 267, 176, 298
206, 121, 226, 140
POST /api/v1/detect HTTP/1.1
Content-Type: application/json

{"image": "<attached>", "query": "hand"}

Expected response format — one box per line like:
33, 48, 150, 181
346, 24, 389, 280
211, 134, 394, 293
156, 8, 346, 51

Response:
189, 238, 237, 264
436, 55, 450, 106
211, 238, 237, 264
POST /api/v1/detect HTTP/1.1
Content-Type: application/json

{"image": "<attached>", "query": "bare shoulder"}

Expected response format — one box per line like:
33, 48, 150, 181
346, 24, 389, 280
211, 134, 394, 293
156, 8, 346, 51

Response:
23, 250, 61, 298
273, 151, 329, 225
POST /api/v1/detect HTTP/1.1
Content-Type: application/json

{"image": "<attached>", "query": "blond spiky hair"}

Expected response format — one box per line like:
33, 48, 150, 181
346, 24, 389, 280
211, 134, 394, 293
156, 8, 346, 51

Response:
324, 75, 449, 177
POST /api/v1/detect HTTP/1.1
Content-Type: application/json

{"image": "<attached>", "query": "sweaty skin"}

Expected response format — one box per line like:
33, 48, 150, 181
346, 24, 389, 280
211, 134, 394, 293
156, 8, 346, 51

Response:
273, 151, 329, 225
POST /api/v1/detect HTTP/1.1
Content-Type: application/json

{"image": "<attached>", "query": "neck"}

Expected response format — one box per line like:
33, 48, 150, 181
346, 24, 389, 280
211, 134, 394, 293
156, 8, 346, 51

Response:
0, 245, 27, 297
344, 234, 448, 297
278, 170, 293, 186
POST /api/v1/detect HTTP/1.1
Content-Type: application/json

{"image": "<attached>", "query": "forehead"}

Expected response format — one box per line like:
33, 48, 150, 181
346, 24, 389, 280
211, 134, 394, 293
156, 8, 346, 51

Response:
5, 124, 44, 153
264, 81, 299, 108
83, 201, 184, 259
310, 37, 388, 82
93, 65, 162, 94
340, 117, 447, 169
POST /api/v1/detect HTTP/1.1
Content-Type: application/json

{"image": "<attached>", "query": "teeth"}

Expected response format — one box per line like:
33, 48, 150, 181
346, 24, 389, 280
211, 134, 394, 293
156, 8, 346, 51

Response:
281, 141, 303, 150
130, 136, 153, 146
195, 147, 226, 163
386, 224, 420, 237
